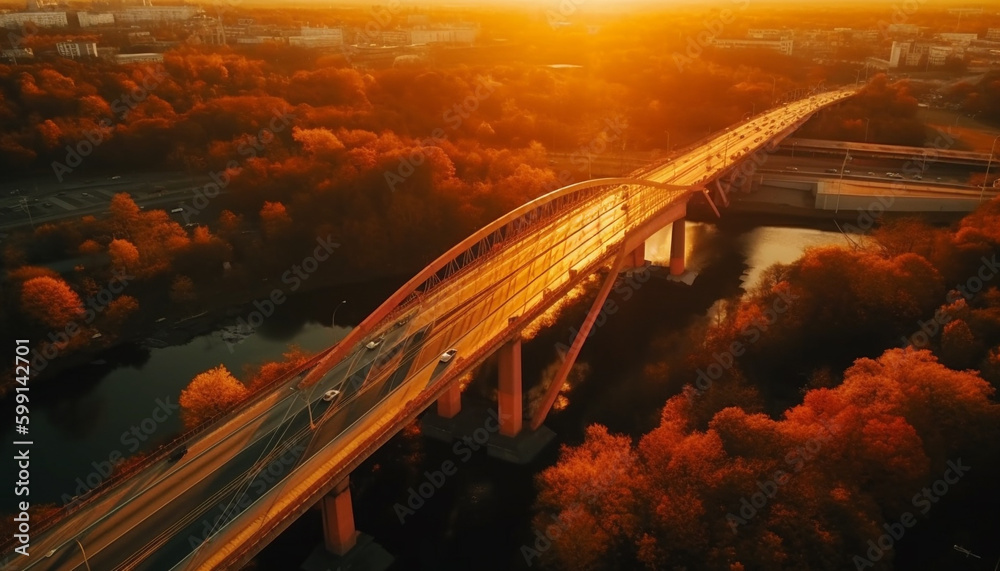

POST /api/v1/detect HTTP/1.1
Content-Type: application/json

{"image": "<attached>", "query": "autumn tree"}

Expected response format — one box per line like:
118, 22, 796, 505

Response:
246, 346, 313, 389
169, 275, 196, 305
260, 201, 292, 239
108, 238, 140, 273
179, 365, 248, 428
535, 349, 1000, 571
102, 295, 139, 331
109, 193, 142, 238
20, 276, 84, 329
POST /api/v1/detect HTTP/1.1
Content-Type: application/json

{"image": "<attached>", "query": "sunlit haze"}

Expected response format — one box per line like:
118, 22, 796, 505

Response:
1, 0, 999, 570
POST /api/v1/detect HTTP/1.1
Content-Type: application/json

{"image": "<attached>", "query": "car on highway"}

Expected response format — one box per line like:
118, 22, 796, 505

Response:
826, 168, 838, 173
167, 446, 188, 463
439, 349, 458, 363
786, 166, 799, 171
81, 192, 91, 197
868, 172, 876, 176
366, 336, 385, 350
322, 389, 340, 401
913, 175, 922, 180
111, 175, 121, 180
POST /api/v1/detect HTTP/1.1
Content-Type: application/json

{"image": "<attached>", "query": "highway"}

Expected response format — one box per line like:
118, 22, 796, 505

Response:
0, 171, 218, 231
1, 87, 857, 571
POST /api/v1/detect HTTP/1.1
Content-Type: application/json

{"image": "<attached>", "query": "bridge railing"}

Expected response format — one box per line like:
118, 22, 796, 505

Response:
0, 349, 329, 557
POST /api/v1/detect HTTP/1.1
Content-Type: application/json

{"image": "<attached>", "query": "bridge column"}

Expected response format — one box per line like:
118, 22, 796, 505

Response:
623, 241, 646, 270
497, 338, 522, 437
322, 478, 358, 556
670, 218, 686, 276
437, 383, 462, 419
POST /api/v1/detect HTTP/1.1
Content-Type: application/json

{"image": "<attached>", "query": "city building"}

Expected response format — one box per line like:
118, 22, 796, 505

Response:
988, 28, 1000, 41
114, 52, 164, 64
373, 29, 410, 46
57, 41, 99, 58
927, 45, 957, 66
112, 6, 199, 24
0, 11, 68, 28
78, 12, 115, 27
937, 32, 977, 45
288, 34, 343, 48
747, 28, 791, 39
889, 40, 909, 67
300, 26, 342, 38
709, 36, 793, 56
0, 47, 33, 61
409, 25, 477, 45
886, 23, 919, 35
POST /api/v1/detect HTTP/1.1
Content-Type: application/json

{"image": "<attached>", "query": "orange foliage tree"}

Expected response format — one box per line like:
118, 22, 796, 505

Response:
534, 349, 1000, 570
20, 276, 84, 329
179, 365, 248, 428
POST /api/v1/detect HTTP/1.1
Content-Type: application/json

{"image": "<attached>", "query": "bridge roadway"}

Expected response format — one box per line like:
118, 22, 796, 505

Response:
1, 87, 856, 571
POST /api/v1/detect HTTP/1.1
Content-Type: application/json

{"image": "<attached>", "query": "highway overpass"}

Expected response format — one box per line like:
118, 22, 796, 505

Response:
1, 87, 859, 571
780, 137, 994, 168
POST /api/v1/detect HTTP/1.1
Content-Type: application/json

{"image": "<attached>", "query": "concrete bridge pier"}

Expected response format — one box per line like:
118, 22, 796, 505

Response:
497, 338, 522, 437
437, 382, 462, 419
623, 241, 646, 270
420, 337, 555, 464
301, 477, 392, 571
322, 478, 357, 556
670, 218, 686, 276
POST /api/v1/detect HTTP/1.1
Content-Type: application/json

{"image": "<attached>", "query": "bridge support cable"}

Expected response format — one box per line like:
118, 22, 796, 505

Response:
713, 179, 731, 207
529, 246, 630, 431
498, 338, 523, 437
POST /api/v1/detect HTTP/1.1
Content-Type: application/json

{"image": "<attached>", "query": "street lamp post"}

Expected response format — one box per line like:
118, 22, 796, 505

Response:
863, 117, 870, 143
332, 299, 347, 329
664, 130, 670, 153
835, 149, 852, 214
980, 135, 1000, 203
769, 75, 776, 106
724, 131, 733, 169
